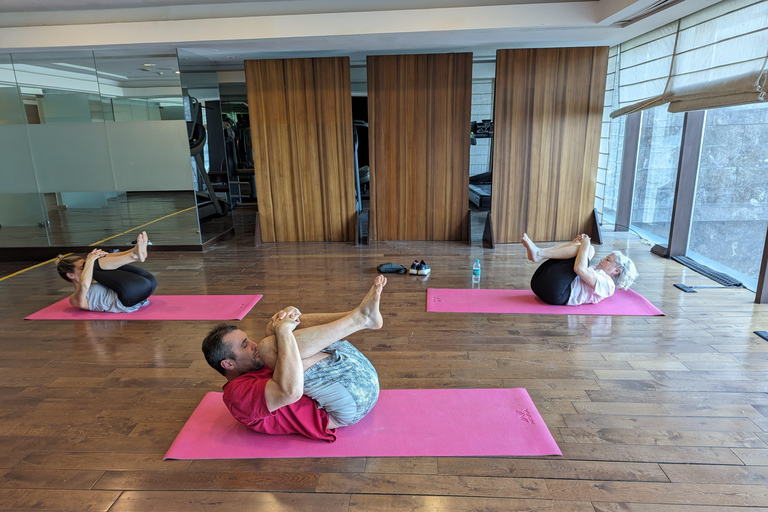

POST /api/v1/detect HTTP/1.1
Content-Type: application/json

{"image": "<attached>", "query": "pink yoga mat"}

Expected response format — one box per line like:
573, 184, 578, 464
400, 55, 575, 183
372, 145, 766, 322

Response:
164, 388, 561, 459
25, 295, 262, 321
427, 288, 663, 315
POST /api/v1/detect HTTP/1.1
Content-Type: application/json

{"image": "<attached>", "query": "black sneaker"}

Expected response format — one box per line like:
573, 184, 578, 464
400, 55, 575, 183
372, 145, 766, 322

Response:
409, 260, 419, 275
417, 260, 431, 276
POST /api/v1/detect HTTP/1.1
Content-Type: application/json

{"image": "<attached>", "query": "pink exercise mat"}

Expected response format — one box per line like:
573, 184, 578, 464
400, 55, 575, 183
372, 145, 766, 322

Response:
164, 388, 561, 459
25, 295, 262, 321
427, 288, 663, 315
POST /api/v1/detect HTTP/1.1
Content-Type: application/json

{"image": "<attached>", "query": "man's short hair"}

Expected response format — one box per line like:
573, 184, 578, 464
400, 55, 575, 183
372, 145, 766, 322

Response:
202, 323, 238, 376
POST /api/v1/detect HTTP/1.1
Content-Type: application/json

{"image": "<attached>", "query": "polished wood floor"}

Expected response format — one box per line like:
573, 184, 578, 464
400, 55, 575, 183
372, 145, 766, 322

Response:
1, 209, 767, 511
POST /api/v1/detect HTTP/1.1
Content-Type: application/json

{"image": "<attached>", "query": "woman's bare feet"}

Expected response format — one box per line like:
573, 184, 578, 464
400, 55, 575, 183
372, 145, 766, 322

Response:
521, 233, 542, 263
134, 231, 149, 262
356, 275, 386, 330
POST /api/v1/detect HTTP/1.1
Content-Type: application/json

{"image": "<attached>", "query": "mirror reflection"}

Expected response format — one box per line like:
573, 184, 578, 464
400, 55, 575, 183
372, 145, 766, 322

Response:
177, 49, 235, 244
0, 49, 202, 249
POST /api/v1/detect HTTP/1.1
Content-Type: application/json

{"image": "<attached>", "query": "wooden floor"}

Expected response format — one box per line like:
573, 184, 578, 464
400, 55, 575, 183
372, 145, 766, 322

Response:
1, 209, 767, 511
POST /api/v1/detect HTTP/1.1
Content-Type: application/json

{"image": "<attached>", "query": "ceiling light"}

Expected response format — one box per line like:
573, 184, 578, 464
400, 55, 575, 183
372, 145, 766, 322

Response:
175, 71, 180, 74
143, 63, 156, 67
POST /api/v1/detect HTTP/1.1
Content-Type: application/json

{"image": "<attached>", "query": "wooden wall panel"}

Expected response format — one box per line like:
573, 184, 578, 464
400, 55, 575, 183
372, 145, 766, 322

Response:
367, 53, 471, 241
244, 57, 355, 242
491, 47, 608, 243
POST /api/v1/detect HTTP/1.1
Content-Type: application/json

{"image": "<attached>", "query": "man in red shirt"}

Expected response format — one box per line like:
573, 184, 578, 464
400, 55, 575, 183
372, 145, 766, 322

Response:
202, 276, 386, 441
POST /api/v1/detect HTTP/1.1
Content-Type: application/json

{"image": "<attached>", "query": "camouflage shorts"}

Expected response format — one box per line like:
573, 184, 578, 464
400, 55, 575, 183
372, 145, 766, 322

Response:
303, 340, 380, 426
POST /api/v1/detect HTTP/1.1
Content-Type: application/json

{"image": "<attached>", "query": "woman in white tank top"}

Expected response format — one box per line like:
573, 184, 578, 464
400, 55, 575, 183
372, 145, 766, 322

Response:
521, 233, 638, 306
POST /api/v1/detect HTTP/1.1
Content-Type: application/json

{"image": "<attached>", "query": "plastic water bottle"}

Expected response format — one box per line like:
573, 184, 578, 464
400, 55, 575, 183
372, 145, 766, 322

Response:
472, 259, 481, 284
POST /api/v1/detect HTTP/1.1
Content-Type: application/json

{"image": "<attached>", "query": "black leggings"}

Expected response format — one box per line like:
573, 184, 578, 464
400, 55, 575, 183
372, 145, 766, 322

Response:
530, 257, 582, 305
93, 260, 157, 307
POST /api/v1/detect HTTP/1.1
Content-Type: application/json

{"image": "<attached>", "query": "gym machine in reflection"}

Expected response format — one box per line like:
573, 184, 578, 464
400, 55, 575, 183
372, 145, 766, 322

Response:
186, 95, 231, 218
469, 119, 493, 210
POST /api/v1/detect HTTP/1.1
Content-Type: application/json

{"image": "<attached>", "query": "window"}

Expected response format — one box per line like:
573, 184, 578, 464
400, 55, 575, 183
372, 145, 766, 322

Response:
600, 117, 625, 224
630, 106, 684, 241
687, 102, 768, 290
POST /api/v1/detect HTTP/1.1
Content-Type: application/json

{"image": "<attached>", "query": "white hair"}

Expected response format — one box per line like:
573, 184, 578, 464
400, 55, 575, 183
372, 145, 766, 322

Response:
610, 251, 638, 290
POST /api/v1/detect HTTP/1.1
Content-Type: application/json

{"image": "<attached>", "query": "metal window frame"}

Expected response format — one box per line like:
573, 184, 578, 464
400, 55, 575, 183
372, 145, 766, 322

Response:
666, 110, 705, 257
614, 111, 642, 232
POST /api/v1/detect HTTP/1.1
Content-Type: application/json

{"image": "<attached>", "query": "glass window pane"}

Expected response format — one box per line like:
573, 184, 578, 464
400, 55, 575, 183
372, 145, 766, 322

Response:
630, 106, 684, 241
688, 102, 768, 291
0, 54, 26, 125
12, 51, 104, 124
0, 193, 50, 247
601, 117, 625, 224
177, 48, 233, 244
93, 49, 184, 122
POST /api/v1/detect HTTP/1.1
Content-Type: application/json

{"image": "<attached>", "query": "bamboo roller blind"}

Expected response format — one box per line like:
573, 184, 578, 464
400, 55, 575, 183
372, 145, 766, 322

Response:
244, 57, 355, 242
367, 53, 472, 241
491, 47, 608, 243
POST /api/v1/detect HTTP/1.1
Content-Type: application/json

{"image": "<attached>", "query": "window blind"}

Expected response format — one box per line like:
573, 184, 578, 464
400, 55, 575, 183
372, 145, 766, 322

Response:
611, 0, 767, 118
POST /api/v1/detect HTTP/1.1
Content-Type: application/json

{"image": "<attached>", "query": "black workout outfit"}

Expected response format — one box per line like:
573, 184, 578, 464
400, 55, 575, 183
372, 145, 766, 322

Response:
530, 257, 581, 305
92, 259, 157, 307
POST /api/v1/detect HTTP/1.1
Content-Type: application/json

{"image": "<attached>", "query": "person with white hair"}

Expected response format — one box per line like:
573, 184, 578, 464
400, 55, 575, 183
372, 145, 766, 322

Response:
521, 233, 638, 306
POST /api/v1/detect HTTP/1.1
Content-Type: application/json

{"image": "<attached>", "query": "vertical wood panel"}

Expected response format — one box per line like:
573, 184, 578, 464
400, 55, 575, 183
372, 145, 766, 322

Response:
579, 47, 608, 236
491, 47, 608, 243
244, 57, 355, 242
367, 53, 471, 241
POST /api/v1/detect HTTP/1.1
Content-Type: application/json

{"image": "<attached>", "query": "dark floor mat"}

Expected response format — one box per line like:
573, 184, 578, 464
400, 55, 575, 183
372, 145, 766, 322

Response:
671, 255, 742, 287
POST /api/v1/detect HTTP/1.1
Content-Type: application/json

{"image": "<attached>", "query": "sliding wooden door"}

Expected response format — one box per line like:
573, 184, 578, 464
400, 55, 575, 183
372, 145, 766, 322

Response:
245, 57, 355, 242
491, 47, 608, 243
367, 53, 472, 241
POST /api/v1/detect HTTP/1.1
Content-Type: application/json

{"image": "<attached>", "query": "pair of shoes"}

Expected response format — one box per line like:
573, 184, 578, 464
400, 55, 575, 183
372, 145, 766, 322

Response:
409, 259, 431, 276
377, 262, 407, 274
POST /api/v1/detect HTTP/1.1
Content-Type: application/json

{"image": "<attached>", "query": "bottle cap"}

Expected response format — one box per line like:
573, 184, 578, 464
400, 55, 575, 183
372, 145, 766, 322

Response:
475, 259, 479, 262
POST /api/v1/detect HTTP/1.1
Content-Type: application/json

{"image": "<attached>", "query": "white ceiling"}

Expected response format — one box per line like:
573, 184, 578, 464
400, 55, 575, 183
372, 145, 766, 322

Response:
0, 0, 723, 67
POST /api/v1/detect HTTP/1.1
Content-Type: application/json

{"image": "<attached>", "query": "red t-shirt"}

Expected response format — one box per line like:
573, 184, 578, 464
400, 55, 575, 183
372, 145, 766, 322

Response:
222, 367, 337, 442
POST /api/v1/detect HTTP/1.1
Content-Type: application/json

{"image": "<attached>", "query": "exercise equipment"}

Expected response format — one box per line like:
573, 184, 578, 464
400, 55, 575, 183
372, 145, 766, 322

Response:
187, 96, 230, 218
469, 120, 493, 209
222, 114, 257, 205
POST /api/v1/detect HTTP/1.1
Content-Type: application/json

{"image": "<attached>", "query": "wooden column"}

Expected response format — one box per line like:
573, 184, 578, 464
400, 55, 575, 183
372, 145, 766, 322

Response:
367, 53, 472, 241
491, 47, 608, 243
244, 57, 355, 242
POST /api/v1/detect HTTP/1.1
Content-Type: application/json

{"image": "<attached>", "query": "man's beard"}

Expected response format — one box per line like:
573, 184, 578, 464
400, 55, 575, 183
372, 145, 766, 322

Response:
234, 358, 264, 375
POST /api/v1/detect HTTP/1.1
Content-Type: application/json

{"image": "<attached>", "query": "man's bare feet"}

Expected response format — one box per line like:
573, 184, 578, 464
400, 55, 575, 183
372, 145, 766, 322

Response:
356, 275, 386, 330
134, 231, 149, 262
521, 233, 542, 263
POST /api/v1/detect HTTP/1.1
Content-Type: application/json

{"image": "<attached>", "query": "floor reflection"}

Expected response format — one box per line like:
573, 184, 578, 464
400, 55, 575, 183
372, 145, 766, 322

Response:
1, 191, 202, 247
